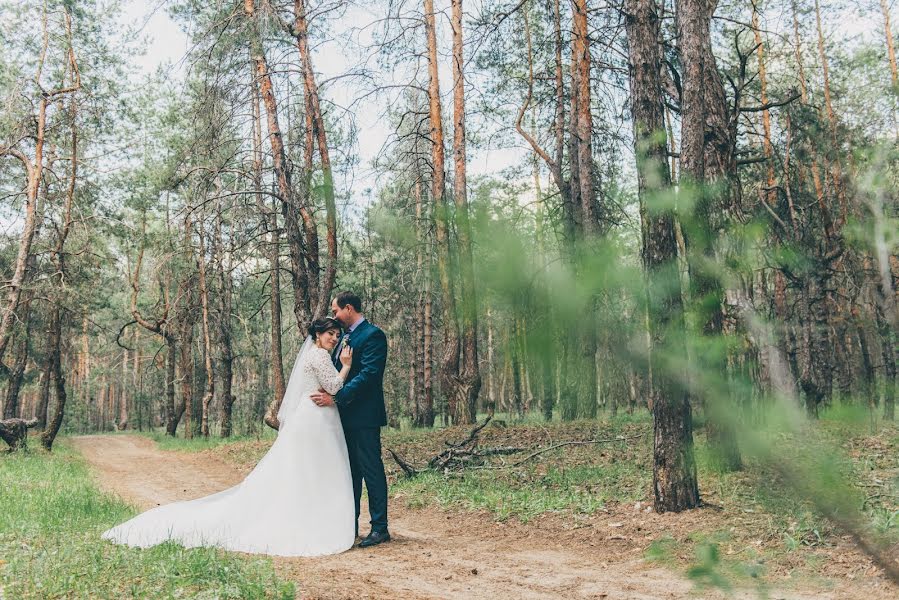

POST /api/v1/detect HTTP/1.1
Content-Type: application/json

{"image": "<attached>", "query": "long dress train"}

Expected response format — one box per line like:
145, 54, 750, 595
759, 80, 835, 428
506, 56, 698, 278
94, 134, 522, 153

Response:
101, 339, 355, 557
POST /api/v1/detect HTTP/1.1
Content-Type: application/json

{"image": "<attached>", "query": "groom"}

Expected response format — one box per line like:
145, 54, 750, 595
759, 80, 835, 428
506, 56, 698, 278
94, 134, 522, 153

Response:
310, 291, 390, 548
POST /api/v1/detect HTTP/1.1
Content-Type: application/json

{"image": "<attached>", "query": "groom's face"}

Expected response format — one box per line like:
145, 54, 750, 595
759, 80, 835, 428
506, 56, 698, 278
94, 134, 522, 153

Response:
331, 298, 353, 328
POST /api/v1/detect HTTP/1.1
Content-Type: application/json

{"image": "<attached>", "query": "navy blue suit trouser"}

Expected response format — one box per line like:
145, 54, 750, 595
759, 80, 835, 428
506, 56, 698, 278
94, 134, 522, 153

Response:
343, 426, 389, 534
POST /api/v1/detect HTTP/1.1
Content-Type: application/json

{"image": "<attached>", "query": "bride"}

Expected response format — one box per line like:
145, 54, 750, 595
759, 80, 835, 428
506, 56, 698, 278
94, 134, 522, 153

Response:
102, 317, 356, 557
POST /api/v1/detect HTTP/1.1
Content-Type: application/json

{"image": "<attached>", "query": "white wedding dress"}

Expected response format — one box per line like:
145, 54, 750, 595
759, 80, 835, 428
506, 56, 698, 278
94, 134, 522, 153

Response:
102, 338, 355, 557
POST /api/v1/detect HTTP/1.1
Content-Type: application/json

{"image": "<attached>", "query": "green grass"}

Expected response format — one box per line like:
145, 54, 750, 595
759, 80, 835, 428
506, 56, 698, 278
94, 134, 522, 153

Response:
386, 414, 653, 522
145, 428, 276, 453
393, 467, 616, 522
0, 440, 294, 599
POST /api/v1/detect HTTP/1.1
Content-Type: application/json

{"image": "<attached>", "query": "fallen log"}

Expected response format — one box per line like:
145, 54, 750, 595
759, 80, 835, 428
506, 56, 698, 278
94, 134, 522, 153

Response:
0, 417, 39, 451
472, 434, 646, 469
387, 423, 647, 478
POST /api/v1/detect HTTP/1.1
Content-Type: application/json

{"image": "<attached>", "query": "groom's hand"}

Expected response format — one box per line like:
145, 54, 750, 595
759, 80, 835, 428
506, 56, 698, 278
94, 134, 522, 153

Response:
310, 389, 335, 407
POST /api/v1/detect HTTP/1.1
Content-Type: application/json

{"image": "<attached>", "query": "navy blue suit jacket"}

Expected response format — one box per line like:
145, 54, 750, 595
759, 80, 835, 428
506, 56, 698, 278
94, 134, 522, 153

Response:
331, 320, 388, 429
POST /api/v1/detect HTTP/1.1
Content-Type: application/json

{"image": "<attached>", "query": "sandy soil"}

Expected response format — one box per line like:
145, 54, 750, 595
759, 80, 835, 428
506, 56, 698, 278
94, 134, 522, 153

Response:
70, 435, 894, 600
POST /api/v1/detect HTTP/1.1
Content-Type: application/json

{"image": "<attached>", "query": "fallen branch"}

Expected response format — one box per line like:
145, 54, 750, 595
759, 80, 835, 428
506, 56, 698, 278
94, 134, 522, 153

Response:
475, 433, 646, 470
388, 417, 500, 477
388, 448, 418, 478
387, 425, 647, 478
443, 416, 492, 448
428, 417, 494, 470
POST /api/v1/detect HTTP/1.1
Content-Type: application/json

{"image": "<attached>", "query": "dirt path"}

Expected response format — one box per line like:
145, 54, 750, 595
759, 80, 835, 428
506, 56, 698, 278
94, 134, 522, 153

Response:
70, 435, 866, 600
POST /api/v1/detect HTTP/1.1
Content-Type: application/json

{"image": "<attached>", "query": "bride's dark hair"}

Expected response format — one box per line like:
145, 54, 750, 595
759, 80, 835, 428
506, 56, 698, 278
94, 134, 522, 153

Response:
307, 317, 342, 340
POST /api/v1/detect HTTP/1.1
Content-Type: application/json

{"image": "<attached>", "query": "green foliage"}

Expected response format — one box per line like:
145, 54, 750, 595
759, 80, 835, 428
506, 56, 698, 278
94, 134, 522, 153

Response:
0, 441, 294, 599
686, 541, 732, 593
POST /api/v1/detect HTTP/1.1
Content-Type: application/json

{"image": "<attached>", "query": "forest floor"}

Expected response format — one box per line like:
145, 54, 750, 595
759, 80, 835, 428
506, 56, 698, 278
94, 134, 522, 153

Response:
70, 422, 898, 600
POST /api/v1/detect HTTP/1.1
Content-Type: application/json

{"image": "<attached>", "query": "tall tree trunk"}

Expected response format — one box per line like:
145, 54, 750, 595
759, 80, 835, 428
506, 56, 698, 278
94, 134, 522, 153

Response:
197, 207, 215, 437
517, 3, 563, 422
855, 318, 875, 408
485, 306, 497, 417
215, 198, 236, 438
40, 307, 67, 450
752, 2, 776, 211
293, 0, 337, 318
833, 320, 854, 403
82, 316, 90, 424
510, 324, 524, 418
572, 0, 595, 233
791, 0, 831, 239
101, 381, 108, 431
423, 267, 434, 423
881, 0, 899, 135
177, 315, 194, 439
132, 331, 141, 430
118, 349, 129, 430
176, 203, 198, 439
790, 0, 839, 418
35, 358, 52, 429
814, 0, 848, 228
164, 334, 178, 435
39, 61, 79, 449
552, 0, 575, 244
450, 0, 482, 424
247, 63, 286, 432
244, 0, 311, 332
413, 173, 435, 427
3, 315, 30, 420
676, 0, 742, 471
424, 0, 462, 422
798, 278, 832, 416
882, 0, 899, 87
568, 2, 582, 237
876, 303, 896, 420
413, 174, 426, 428
628, 0, 700, 512
570, 0, 599, 419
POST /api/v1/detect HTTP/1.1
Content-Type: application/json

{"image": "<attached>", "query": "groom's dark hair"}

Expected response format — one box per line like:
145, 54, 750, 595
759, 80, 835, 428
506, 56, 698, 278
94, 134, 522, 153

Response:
335, 291, 362, 312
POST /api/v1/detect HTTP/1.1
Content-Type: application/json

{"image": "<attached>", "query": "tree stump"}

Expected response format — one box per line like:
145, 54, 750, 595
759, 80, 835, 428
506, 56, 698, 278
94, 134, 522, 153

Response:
0, 418, 38, 451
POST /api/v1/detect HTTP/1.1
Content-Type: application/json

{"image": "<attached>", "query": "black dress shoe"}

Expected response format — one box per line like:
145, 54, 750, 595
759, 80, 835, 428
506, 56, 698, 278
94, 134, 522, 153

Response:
358, 530, 390, 548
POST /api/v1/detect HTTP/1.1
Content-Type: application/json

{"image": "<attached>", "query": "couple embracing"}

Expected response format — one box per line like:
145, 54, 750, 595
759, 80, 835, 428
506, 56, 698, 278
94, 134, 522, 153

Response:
103, 291, 391, 556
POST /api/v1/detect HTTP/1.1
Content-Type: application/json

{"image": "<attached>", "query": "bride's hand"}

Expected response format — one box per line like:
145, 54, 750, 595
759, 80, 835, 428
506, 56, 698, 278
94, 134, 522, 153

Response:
339, 345, 353, 367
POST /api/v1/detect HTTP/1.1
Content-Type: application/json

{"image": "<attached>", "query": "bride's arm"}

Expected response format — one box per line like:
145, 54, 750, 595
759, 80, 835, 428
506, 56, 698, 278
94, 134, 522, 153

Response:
311, 349, 348, 396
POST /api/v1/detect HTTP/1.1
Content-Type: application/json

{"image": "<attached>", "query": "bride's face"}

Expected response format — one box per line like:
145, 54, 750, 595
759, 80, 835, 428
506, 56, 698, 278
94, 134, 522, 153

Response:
317, 328, 341, 351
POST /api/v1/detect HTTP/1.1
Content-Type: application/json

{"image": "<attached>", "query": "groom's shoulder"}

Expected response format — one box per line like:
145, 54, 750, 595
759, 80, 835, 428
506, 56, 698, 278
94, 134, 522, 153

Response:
361, 320, 386, 340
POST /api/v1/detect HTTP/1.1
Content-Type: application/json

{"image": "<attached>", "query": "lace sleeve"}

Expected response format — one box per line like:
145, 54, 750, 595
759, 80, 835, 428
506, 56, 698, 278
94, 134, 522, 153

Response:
308, 347, 345, 395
